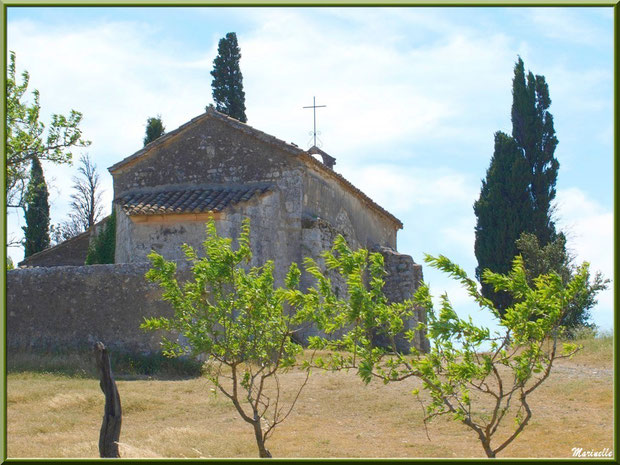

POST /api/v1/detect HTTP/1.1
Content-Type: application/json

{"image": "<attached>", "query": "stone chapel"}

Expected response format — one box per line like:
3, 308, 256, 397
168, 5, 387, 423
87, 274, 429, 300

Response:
14, 107, 427, 352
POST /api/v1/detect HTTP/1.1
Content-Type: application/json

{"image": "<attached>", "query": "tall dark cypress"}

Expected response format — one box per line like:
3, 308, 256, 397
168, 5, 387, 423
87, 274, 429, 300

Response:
22, 157, 50, 257
474, 132, 532, 311
210, 32, 247, 123
511, 57, 559, 245
474, 57, 561, 312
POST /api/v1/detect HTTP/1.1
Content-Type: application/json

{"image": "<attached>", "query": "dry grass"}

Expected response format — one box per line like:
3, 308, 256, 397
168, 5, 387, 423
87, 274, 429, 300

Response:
7, 336, 614, 459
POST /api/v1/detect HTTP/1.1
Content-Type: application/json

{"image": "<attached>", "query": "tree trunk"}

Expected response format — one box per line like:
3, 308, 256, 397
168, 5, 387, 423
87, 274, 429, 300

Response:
94, 342, 122, 458
482, 440, 495, 458
252, 418, 272, 458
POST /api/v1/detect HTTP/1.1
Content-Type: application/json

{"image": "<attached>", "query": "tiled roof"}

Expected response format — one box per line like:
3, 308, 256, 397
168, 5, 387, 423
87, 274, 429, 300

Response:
119, 185, 271, 216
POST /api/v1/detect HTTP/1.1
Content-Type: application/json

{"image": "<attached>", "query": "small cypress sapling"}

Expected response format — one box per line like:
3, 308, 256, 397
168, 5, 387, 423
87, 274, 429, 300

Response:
85, 211, 116, 265
143, 115, 165, 146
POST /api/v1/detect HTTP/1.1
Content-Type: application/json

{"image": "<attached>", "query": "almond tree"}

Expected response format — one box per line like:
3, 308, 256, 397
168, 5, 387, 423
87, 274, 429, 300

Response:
295, 235, 593, 458
142, 218, 311, 458
6, 51, 89, 248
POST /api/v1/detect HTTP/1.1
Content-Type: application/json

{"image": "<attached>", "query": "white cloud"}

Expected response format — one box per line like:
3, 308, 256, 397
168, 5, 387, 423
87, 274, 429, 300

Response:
340, 163, 478, 214
528, 8, 612, 46
237, 9, 518, 157
555, 188, 613, 276
554, 188, 614, 330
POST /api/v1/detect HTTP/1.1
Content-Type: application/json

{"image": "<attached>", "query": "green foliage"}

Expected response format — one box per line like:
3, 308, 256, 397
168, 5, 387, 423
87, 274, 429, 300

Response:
210, 32, 247, 123
299, 235, 596, 458
143, 115, 165, 146
516, 232, 608, 332
6, 51, 90, 209
511, 57, 559, 246
85, 211, 116, 265
142, 217, 309, 457
22, 157, 50, 257
474, 131, 531, 311
474, 57, 560, 312
283, 235, 417, 375
7, 257, 15, 270
110, 351, 202, 378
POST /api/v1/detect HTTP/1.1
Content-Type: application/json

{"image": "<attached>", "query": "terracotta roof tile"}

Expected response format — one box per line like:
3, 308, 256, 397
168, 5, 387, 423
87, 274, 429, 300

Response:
119, 185, 271, 216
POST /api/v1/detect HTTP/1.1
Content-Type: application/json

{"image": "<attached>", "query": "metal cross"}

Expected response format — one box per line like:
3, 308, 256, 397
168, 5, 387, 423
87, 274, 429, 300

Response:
303, 96, 326, 147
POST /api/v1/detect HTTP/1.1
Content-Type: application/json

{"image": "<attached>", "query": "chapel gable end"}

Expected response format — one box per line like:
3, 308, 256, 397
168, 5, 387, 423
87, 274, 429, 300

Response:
110, 111, 302, 198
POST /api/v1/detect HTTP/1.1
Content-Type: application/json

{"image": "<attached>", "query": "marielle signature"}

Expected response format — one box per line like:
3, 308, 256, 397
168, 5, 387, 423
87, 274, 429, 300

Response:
572, 447, 613, 458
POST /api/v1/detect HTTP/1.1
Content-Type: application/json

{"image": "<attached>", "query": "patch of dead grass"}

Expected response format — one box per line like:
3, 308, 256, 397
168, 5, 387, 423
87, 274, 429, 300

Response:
7, 344, 614, 459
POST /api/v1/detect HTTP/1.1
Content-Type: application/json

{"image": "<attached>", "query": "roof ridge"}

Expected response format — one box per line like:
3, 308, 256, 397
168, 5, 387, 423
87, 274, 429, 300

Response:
107, 109, 402, 228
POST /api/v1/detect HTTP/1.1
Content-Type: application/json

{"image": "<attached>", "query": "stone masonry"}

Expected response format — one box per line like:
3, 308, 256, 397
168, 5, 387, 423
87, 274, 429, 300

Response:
8, 107, 427, 353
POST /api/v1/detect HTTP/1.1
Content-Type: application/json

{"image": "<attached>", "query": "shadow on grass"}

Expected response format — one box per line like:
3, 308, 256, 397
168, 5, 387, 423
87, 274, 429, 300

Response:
7, 348, 203, 380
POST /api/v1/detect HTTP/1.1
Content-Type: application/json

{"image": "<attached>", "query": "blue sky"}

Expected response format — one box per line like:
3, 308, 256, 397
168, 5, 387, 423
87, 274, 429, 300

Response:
6, 7, 614, 332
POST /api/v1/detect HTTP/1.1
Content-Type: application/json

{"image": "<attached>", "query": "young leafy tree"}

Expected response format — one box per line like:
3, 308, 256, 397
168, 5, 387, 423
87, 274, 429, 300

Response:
22, 157, 51, 258
516, 232, 609, 332
6, 51, 90, 210
296, 235, 594, 458
142, 218, 311, 458
210, 32, 247, 123
143, 115, 165, 146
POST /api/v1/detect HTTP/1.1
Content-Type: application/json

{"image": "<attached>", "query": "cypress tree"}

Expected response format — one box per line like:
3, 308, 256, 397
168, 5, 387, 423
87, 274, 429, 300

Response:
474, 57, 561, 312
22, 157, 51, 257
511, 57, 559, 245
474, 132, 532, 311
144, 115, 165, 146
210, 32, 247, 123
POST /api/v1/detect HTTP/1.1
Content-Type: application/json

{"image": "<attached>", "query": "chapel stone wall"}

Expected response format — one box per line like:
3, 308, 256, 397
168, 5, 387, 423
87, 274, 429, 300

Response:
301, 167, 398, 251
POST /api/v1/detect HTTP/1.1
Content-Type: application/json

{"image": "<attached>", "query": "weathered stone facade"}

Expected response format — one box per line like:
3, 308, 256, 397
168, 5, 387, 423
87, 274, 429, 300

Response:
374, 247, 429, 353
108, 108, 400, 285
8, 108, 426, 353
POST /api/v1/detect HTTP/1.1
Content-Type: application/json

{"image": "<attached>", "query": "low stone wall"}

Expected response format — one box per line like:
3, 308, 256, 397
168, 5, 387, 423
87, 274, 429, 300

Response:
7, 250, 427, 355
6, 262, 187, 353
